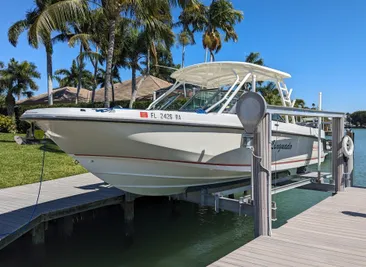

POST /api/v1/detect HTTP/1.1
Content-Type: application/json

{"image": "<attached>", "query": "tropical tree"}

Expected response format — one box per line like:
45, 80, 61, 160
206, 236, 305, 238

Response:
95, 0, 192, 108
0, 95, 5, 108
75, 8, 107, 105
96, 66, 121, 104
121, 28, 149, 108
143, 43, 180, 83
54, 60, 94, 90
201, 0, 243, 61
175, 1, 205, 67
8, 0, 87, 106
351, 111, 366, 126
0, 59, 40, 116
96, 67, 121, 88
294, 99, 306, 108
257, 82, 282, 105
245, 52, 264, 65
53, 12, 95, 103
115, 7, 175, 109
243, 52, 264, 90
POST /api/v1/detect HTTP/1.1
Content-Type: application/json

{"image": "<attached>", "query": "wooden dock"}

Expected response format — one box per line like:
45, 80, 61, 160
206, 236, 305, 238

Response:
0, 173, 124, 250
209, 187, 366, 267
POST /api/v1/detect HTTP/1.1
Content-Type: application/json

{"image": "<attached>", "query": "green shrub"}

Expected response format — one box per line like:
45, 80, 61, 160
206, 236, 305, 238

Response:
0, 115, 16, 133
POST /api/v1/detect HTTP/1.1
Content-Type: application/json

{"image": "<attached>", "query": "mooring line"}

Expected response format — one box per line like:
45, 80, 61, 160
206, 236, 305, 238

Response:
0, 137, 46, 238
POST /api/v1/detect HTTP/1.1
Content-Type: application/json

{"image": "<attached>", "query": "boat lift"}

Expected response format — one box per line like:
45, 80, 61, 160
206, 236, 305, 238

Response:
175, 92, 353, 238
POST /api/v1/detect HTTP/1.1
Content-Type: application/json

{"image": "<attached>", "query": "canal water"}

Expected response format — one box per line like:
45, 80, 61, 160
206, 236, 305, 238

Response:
1, 129, 365, 267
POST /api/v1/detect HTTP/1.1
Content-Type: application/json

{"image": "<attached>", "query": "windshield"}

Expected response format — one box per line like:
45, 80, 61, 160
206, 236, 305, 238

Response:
151, 83, 201, 111
179, 88, 223, 111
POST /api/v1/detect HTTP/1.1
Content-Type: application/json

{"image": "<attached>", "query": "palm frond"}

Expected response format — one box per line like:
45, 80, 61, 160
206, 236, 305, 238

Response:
22, 91, 35, 98
8, 20, 29, 46
54, 69, 71, 76
28, 0, 87, 48
68, 33, 92, 50
52, 32, 73, 45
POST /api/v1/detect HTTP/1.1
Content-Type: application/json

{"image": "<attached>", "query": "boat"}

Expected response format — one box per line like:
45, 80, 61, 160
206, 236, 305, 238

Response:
21, 62, 325, 196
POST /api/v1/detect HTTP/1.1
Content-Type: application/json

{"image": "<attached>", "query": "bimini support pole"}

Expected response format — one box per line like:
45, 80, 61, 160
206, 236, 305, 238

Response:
252, 75, 257, 92
318, 92, 322, 180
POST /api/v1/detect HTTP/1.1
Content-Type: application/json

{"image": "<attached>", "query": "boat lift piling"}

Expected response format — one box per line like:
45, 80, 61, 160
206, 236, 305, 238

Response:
123, 193, 136, 237
181, 92, 349, 240
247, 103, 347, 238
252, 113, 272, 237
333, 117, 345, 193
176, 106, 349, 236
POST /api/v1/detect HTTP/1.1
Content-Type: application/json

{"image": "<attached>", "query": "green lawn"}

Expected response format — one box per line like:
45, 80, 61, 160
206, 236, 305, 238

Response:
0, 133, 87, 188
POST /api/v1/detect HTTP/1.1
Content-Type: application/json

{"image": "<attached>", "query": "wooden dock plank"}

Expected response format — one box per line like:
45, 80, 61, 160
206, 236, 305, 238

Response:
209, 187, 366, 266
0, 173, 124, 249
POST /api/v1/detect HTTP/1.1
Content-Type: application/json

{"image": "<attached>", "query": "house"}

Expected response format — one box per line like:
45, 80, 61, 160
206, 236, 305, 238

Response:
93, 75, 172, 102
16, 87, 91, 105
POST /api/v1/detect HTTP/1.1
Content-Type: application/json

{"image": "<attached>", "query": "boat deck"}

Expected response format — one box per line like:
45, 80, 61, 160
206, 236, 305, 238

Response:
0, 173, 124, 250
209, 187, 366, 266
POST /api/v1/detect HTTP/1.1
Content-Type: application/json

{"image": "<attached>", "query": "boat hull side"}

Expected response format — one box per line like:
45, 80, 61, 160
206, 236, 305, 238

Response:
34, 119, 324, 196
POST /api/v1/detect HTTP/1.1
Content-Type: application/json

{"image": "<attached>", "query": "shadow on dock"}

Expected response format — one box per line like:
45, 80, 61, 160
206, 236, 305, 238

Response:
342, 210, 366, 218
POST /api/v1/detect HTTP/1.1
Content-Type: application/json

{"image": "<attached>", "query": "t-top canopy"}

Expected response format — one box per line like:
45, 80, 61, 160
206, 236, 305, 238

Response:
170, 61, 291, 88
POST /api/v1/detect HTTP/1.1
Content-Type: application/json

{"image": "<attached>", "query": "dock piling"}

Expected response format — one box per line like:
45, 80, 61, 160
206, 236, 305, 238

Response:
32, 222, 45, 245
332, 117, 345, 193
253, 113, 272, 237
59, 216, 74, 238
123, 193, 136, 237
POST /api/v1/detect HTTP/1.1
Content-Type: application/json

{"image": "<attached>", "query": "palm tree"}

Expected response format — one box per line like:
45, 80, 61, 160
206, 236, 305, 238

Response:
0, 59, 40, 116
143, 43, 180, 83
96, 66, 121, 104
177, 31, 193, 68
257, 82, 282, 105
96, 0, 192, 108
244, 52, 264, 90
114, 9, 175, 109
245, 52, 264, 65
294, 99, 306, 108
122, 28, 149, 108
54, 60, 94, 90
96, 67, 121, 87
53, 14, 94, 104
201, 0, 243, 61
175, 1, 205, 67
8, 0, 87, 106
72, 8, 106, 105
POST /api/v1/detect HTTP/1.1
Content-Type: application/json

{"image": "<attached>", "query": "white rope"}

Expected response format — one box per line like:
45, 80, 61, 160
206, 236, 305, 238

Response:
249, 147, 271, 174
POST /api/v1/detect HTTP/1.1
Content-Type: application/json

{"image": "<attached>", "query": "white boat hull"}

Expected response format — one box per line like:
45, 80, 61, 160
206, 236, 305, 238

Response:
23, 108, 325, 195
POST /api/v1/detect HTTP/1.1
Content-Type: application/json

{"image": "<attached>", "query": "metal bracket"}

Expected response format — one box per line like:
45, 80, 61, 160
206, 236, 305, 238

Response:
214, 193, 222, 213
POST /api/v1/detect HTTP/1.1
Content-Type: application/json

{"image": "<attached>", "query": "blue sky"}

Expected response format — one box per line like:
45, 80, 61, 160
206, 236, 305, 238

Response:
1, 0, 366, 112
